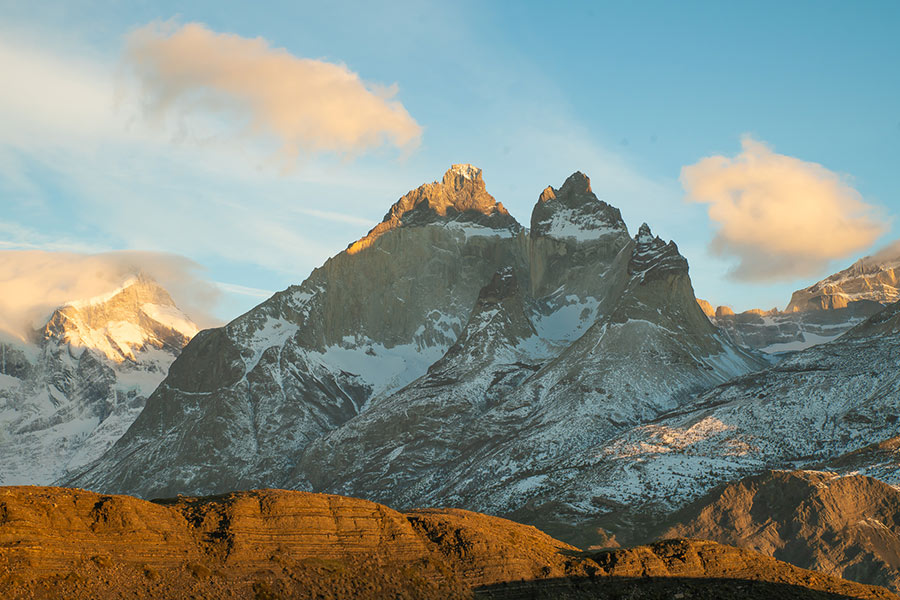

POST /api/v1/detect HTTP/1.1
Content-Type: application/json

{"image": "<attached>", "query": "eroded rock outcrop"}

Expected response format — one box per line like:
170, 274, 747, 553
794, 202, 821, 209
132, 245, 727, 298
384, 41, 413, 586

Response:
665, 470, 900, 592
0, 487, 894, 600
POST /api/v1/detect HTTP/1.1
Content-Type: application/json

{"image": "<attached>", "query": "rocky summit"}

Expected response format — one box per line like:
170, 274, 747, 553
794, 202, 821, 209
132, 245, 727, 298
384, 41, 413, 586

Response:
0, 486, 894, 600
64, 166, 763, 525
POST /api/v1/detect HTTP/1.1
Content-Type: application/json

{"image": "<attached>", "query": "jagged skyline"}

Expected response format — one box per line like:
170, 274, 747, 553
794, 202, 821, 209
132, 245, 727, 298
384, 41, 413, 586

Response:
1, 1, 898, 320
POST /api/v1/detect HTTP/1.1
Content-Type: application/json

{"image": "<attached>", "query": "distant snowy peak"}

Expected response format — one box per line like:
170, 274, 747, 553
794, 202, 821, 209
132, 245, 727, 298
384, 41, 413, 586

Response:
786, 253, 900, 312
40, 276, 198, 363
530, 171, 628, 242
347, 164, 520, 254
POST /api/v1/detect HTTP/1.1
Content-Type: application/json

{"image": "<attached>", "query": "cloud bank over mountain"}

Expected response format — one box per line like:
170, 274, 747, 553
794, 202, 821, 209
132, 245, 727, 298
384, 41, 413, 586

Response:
0, 250, 219, 339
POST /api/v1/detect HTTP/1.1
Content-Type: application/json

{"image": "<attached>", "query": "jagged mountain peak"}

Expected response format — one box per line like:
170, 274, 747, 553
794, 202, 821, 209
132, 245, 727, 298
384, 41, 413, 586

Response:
629, 222, 688, 282
40, 275, 198, 363
558, 170, 592, 195
530, 171, 627, 241
635, 222, 654, 243
442, 163, 483, 185
348, 165, 519, 255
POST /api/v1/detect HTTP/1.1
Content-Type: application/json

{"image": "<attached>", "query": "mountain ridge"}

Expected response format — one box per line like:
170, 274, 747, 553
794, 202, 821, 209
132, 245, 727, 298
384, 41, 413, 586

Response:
0, 486, 895, 600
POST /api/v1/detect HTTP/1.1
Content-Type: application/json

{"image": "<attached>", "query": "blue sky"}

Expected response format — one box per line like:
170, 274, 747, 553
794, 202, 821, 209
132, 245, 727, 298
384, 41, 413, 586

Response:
1, 1, 898, 322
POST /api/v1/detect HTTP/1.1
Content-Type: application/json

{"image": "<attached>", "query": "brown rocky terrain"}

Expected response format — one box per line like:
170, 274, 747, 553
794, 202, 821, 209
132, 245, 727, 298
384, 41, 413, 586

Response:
664, 470, 900, 592
1, 486, 896, 599
481, 539, 898, 599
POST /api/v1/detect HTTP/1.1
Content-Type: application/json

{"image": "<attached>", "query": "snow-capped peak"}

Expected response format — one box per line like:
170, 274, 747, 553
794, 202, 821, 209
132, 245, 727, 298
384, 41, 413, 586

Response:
635, 223, 655, 245
41, 276, 198, 363
530, 171, 628, 242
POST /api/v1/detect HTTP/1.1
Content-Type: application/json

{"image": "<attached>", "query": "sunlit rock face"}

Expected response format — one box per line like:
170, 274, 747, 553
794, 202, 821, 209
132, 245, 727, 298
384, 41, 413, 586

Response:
788, 253, 900, 312
702, 250, 899, 354
66, 166, 763, 527
0, 276, 197, 485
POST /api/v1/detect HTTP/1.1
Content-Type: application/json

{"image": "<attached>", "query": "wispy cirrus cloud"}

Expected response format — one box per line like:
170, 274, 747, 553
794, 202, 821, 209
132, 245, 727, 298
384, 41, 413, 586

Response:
682, 137, 888, 281
124, 21, 422, 162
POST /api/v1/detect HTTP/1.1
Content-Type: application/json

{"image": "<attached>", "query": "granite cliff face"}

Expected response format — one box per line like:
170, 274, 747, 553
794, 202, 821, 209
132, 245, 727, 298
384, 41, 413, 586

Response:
0, 487, 894, 600
65, 166, 763, 518
0, 276, 197, 485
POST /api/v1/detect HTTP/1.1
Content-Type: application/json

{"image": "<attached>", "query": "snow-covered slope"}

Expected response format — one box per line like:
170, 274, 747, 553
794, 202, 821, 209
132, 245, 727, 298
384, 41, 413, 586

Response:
296, 221, 764, 523
0, 276, 197, 484
559, 299, 900, 530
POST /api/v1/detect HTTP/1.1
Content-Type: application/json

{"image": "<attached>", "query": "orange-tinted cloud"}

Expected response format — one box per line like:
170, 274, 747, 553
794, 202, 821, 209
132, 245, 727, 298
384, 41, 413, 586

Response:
0, 250, 220, 340
681, 137, 888, 281
125, 22, 422, 160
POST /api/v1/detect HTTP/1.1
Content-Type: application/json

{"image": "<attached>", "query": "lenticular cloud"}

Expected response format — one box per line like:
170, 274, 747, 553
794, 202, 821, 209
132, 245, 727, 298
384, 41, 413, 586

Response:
0, 250, 219, 340
681, 137, 887, 281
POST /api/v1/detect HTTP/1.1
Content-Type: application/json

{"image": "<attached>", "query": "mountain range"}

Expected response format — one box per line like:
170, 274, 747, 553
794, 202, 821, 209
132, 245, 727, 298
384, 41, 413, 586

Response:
2, 164, 899, 595
698, 248, 900, 352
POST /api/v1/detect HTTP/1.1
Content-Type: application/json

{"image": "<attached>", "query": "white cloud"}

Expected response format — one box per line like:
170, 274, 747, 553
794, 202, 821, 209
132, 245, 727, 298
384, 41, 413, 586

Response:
0, 29, 408, 286
681, 137, 888, 281
0, 250, 220, 340
124, 21, 422, 161
215, 281, 274, 299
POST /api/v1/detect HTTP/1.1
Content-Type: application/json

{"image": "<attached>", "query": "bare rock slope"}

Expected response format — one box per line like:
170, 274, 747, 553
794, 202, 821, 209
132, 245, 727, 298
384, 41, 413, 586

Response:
0, 486, 895, 600
665, 470, 900, 593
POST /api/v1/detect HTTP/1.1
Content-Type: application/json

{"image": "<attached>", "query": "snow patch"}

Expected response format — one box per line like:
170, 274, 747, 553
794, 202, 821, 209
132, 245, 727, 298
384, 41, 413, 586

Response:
537, 207, 620, 242
532, 295, 600, 343
141, 303, 199, 339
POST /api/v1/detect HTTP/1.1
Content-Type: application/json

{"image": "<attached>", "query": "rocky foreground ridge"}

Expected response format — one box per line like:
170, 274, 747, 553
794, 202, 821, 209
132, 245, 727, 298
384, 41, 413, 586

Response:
0, 486, 895, 600
665, 470, 900, 593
